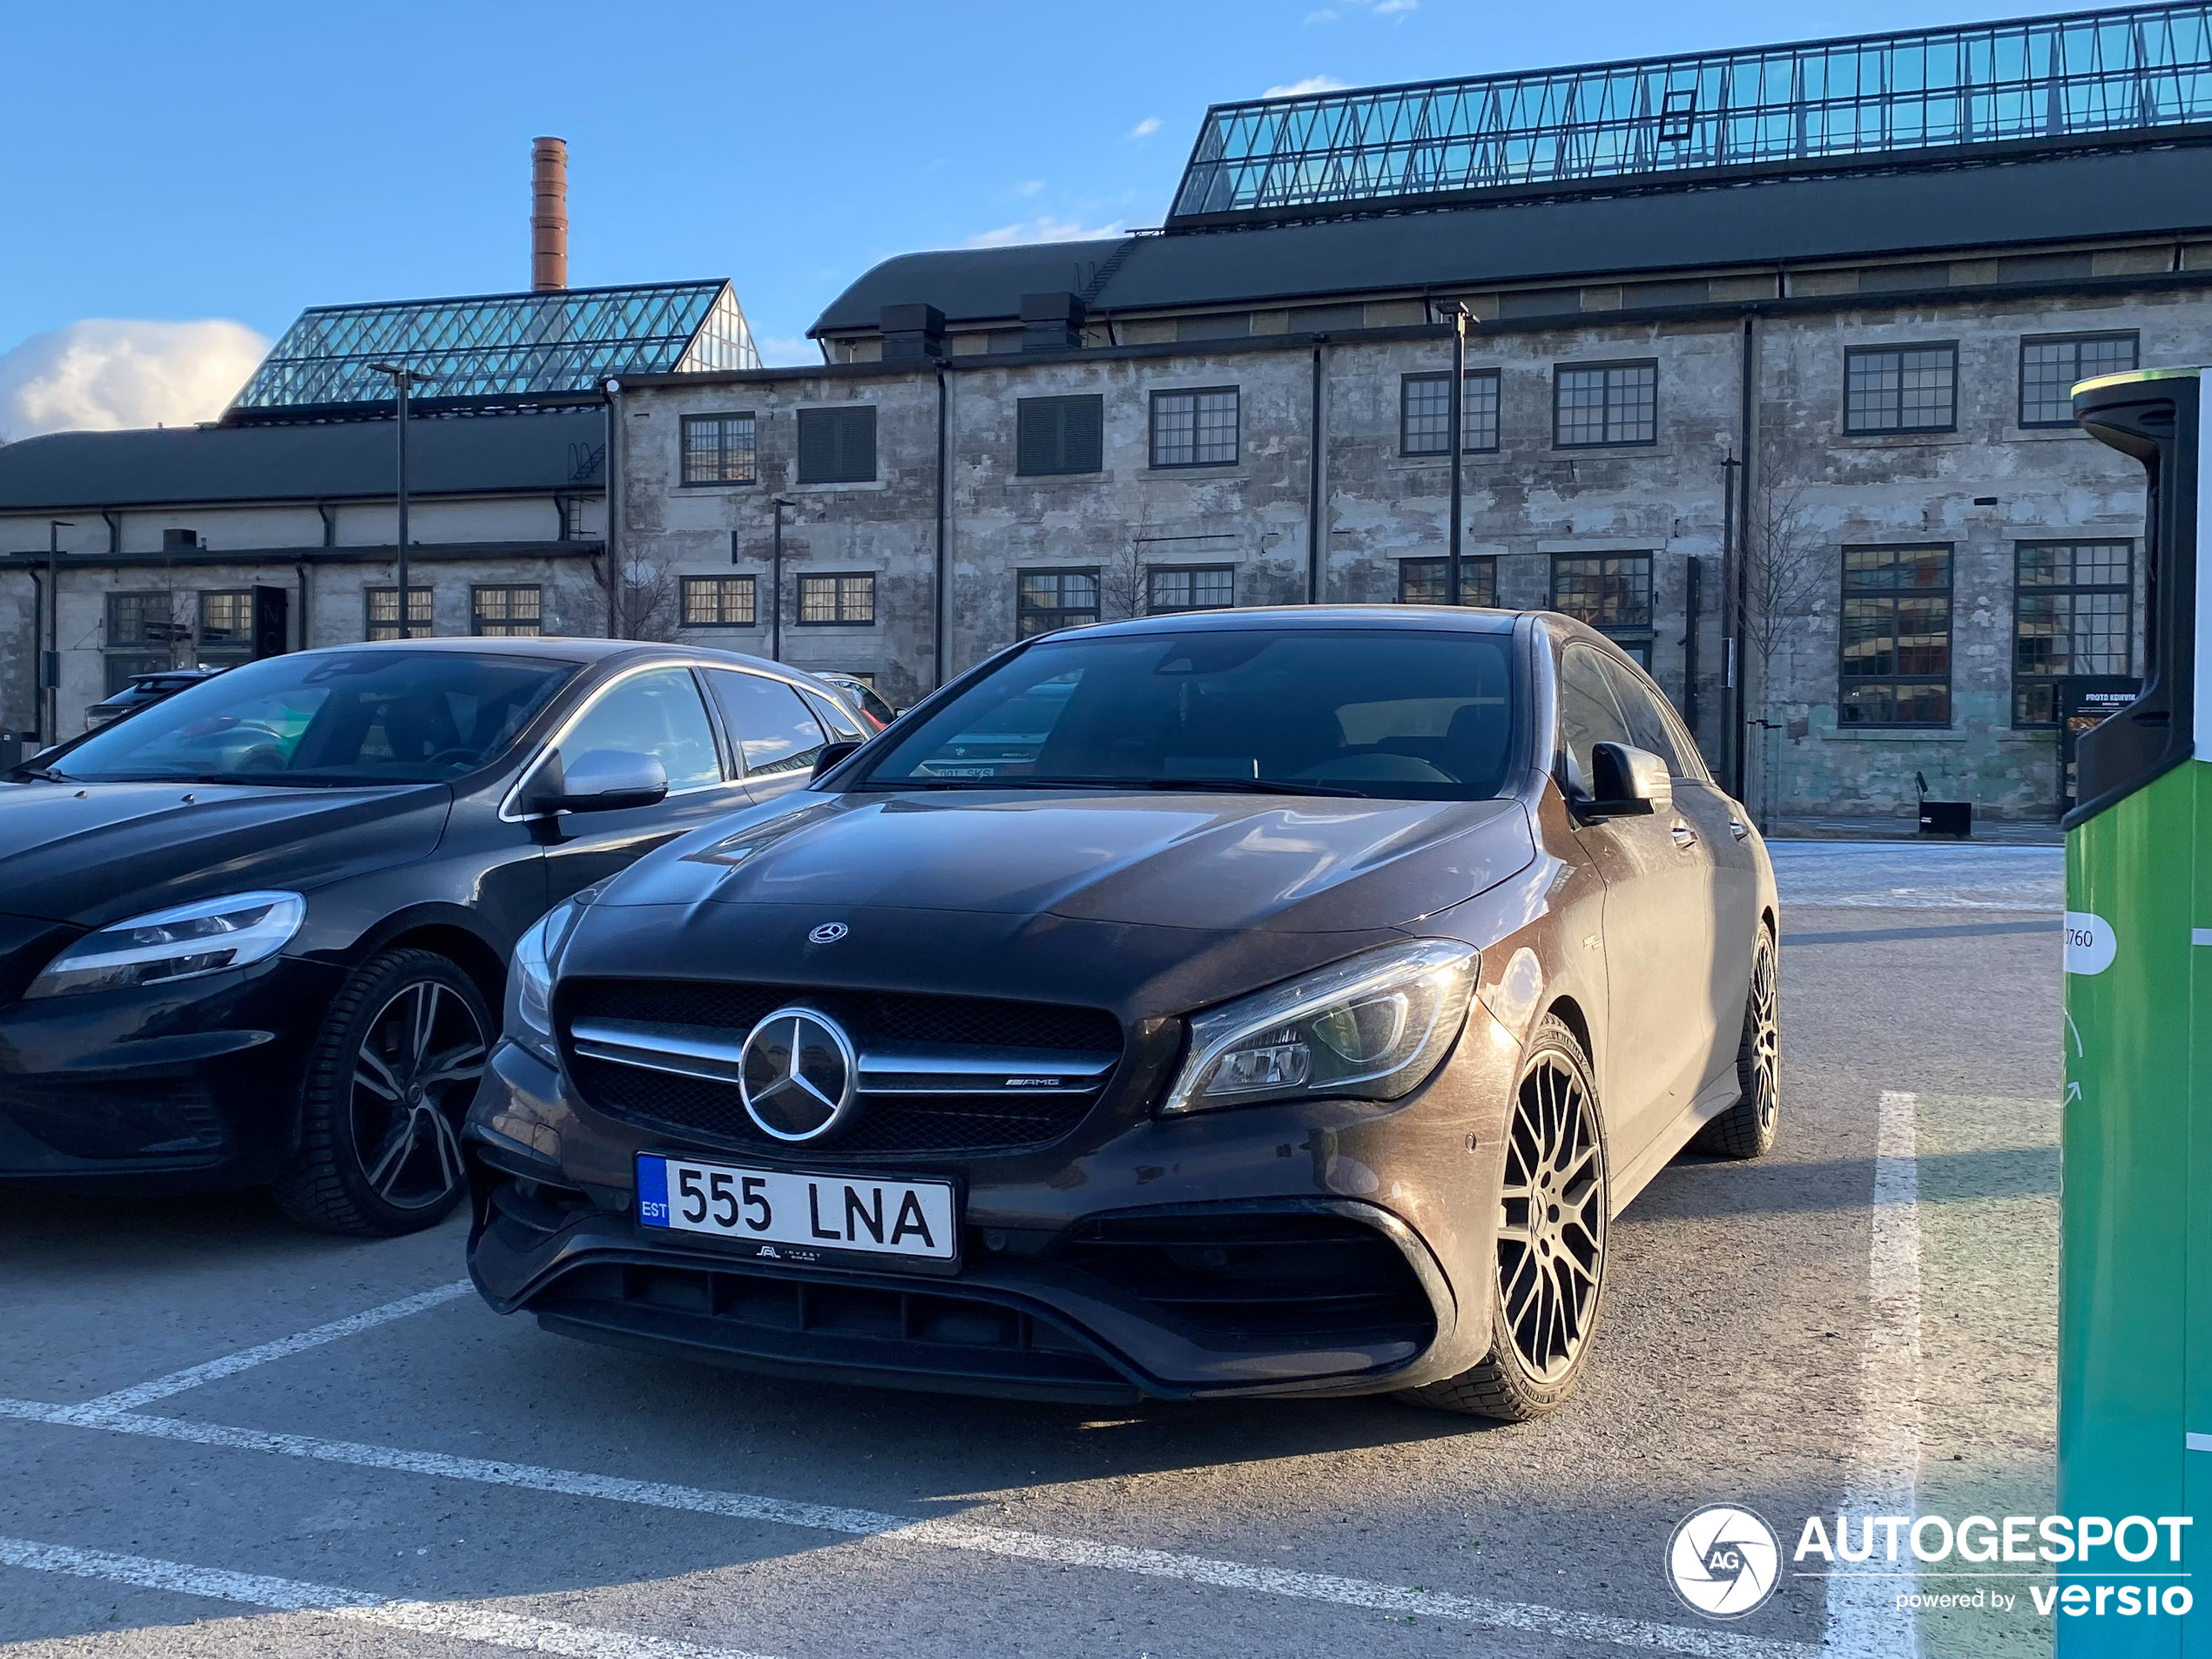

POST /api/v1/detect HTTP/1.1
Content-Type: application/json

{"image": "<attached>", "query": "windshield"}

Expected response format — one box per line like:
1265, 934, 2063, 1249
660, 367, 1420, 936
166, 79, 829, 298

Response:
856, 628, 1518, 801
49, 651, 579, 786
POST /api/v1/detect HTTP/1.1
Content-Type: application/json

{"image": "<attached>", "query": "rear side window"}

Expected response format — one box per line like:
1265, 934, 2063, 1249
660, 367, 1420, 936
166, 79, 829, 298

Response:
801, 687, 867, 743
558, 666, 723, 792
708, 671, 829, 776
1597, 657, 1689, 777
1557, 645, 1633, 799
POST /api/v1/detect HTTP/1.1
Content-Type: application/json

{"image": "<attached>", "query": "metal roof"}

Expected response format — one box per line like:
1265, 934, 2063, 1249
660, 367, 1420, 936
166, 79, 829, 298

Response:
230, 280, 757, 414
0, 408, 606, 515
812, 140, 2212, 332
1170, 2, 2212, 223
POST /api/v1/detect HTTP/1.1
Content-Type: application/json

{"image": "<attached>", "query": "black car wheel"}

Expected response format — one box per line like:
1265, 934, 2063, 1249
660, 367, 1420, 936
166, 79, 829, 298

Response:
1400, 1015, 1608, 1420
273, 948, 490, 1237
1691, 926, 1780, 1160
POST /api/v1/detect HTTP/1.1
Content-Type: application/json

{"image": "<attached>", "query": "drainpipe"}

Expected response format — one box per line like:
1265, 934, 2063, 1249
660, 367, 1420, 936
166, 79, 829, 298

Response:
1306, 341, 1328, 603
934, 365, 948, 687
295, 559, 311, 651
603, 380, 622, 638
1730, 313, 1757, 802
25, 568, 44, 742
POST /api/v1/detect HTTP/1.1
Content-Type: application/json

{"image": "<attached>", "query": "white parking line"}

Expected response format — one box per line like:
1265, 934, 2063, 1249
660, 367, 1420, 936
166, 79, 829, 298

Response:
0, 1396, 1817, 1658
78, 1280, 475, 1413
1822, 1089, 1922, 1658
0, 1534, 778, 1659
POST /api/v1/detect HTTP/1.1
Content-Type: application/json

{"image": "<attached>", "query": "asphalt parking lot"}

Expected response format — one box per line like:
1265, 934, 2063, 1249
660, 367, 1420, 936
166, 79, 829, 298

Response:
0, 840, 2064, 1659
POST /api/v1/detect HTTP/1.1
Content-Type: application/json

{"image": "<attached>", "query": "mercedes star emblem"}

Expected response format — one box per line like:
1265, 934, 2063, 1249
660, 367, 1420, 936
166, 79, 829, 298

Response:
738, 1006, 859, 1142
808, 921, 849, 945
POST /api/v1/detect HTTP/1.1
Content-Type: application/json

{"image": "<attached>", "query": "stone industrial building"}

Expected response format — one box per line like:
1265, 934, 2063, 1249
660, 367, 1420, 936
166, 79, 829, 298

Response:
610, 1, 2212, 820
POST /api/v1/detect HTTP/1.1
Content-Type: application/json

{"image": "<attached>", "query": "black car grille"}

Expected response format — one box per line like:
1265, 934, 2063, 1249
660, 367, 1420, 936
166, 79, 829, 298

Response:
1052, 1211, 1436, 1349
561, 978, 1123, 1160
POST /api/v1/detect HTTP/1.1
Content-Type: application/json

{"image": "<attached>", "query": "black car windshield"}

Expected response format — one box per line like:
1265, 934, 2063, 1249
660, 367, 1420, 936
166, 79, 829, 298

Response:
50, 651, 578, 786
856, 627, 1517, 800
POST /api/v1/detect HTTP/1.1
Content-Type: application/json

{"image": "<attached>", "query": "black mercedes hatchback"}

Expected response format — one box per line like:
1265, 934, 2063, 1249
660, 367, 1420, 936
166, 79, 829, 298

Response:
0, 637, 871, 1234
467, 607, 1780, 1420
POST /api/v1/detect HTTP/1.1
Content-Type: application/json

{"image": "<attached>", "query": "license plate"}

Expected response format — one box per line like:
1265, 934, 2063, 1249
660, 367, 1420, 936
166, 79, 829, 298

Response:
635, 1154, 958, 1264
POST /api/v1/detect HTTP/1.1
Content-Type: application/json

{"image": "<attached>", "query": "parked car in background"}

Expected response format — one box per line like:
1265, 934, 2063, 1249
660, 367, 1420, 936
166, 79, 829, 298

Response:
0, 638, 881, 1236
816, 673, 898, 731
468, 606, 1779, 1421
83, 668, 228, 731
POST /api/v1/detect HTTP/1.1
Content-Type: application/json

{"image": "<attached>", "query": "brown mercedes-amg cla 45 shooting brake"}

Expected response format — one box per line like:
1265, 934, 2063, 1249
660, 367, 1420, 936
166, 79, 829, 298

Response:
467, 606, 1780, 1420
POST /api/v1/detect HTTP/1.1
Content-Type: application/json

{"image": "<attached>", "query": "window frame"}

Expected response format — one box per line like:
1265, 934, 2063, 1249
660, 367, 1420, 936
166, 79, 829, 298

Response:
1551, 360, 1659, 449
1843, 341, 1959, 436
502, 661, 738, 819
2010, 538, 2134, 726
1399, 368, 1502, 456
1397, 556, 1499, 606
363, 583, 435, 641
795, 571, 878, 627
679, 412, 759, 487
1146, 564, 1237, 614
196, 589, 255, 663
1149, 387, 1241, 469
794, 405, 878, 486
2018, 332, 2141, 428
1015, 394, 1106, 477
680, 574, 759, 628
1015, 567, 1102, 637
470, 583, 543, 637
1838, 543, 1954, 728
1549, 553, 1656, 663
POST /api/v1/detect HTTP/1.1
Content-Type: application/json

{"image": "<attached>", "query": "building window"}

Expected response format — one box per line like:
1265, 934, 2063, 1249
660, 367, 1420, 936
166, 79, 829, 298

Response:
1150, 388, 1239, 468
682, 575, 758, 627
1017, 570, 1100, 637
1844, 344, 1958, 434
105, 590, 180, 691
198, 590, 254, 666
1149, 566, 1235, 612
365, 584, 434, 641
798, 573, 876, 625
1398, 556, 1499, 606
2020, 334, 2140, 428
1841, 545, 1952, 725
795, 406, 875, 484
2013, 540, 2133, 725
681, 414, 757, 486
1017, 395, 1104, 475
1401, 369, 1501, 455
472, 585, 542, 637
1554, 361, 1657, 448
1551, 554, 1655, 663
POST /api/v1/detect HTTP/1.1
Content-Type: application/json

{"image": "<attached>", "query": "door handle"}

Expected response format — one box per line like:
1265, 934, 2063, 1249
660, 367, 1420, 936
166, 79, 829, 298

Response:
1670, 821, 1699, 850
1729, 819, 1750, 842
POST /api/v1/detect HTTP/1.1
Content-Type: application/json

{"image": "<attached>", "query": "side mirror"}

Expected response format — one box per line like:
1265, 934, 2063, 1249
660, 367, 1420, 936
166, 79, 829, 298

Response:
1581, 742, 1671, 817
812, 740, 862, 782
529, 748, 670, 814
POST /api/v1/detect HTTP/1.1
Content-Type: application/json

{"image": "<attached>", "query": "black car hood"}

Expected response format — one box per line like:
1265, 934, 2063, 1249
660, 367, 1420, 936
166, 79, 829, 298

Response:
0, 780, 451, 927
601, 789, 1534, 934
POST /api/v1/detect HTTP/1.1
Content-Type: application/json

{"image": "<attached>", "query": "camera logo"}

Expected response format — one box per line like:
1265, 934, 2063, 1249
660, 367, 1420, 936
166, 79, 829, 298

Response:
1668, 1505, 1782, 1619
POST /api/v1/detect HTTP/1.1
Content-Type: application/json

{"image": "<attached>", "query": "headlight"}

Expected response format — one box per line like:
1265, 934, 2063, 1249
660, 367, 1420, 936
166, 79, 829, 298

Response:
26, 891, 306, 1000
506, 894, 591, 1065
1159, 940, 1478, 1116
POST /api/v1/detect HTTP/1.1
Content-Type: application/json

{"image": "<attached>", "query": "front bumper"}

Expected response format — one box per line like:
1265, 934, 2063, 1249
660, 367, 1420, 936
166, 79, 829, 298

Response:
0, 955, 344, 1190
466, 1002, 1525, 1403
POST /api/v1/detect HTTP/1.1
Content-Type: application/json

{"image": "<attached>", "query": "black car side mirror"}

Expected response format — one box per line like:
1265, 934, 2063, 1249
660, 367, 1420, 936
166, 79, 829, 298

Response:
812, 741, 862, 782
1578, 741, 1672, 818
528, 748, 670, 815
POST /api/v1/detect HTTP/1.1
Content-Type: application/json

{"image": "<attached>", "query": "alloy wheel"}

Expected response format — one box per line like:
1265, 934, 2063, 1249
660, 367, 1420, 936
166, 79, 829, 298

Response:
1496, 1051, 1606, 1381
1745, 939, 1779, 1133
348, 981, 487, 1211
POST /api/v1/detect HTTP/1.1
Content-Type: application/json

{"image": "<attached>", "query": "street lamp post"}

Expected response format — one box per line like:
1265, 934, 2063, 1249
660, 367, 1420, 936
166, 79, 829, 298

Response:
1437, 302, 1471, 606
368, 364, 423, 638
45, 519, 71, 741
769, 496, 795, 663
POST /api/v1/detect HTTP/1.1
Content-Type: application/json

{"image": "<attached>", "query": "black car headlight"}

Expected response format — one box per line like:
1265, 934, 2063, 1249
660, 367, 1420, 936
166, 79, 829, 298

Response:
1159, 939, 1479, 1116
505, 894, 591, 1067
25, 891, 306, 999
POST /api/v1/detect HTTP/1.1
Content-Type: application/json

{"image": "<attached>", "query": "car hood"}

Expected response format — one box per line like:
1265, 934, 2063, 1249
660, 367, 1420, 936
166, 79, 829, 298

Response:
599, 788, 1535, 934
0, 780, 451, 927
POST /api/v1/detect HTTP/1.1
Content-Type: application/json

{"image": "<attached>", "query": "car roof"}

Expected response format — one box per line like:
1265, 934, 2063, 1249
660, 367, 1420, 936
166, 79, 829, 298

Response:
1071, 604, 1521, 640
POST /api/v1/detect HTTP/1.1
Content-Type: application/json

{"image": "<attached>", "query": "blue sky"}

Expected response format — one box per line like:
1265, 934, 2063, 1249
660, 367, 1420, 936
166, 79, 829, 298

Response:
0, 0, 2094, 404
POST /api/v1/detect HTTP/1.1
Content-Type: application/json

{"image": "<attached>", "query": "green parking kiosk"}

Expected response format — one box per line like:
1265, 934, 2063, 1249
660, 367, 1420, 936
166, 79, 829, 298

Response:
2063, 367, 2209, 1653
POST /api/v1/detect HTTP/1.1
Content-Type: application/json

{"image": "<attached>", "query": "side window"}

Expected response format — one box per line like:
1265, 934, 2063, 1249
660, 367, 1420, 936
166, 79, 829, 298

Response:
1598, 657, 1689, 777
557, 666, 723, 792
1556, 645, 1633, 799
707, 671, 829, 776
801, 687, 867, 743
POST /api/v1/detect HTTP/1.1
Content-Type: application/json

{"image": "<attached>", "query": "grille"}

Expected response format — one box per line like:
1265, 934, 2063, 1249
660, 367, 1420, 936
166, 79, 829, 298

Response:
1053, 1211, 1435, 1348
562, 978, 1122, 1160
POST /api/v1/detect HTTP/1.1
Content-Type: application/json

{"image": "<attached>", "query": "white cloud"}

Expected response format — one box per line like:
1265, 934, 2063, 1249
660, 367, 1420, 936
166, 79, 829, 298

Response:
1303, 6, 1339, 20
965, 216, 1126, 248
1261, 74, 1350, 99
758, 334, 826, 368
1308, 0, 1412, 18
1375, 0, 1417, 14
1127, 116, 1163, 140
1014, 179, 1047, 198
0, 319, 269, 442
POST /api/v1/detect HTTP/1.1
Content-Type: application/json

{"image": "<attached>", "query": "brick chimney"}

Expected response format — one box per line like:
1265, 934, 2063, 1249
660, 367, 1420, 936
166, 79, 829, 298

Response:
532, 137, 568, 291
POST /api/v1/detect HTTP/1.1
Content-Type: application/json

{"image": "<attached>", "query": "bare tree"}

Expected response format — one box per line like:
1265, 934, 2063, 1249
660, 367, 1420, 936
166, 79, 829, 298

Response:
1096, 535, 1147, 623
1735, 428, 1830, 826
593, 548, 681, 643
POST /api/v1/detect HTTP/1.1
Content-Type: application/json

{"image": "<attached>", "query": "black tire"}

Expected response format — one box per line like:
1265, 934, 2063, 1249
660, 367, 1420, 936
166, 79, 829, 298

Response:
1399, 1015, 1608, 1421
1691, 926, 1780, 1161
273, 948, 492, 1237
